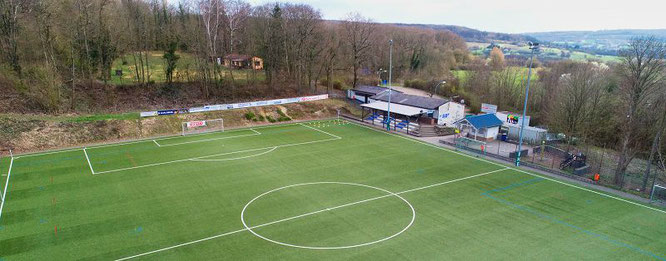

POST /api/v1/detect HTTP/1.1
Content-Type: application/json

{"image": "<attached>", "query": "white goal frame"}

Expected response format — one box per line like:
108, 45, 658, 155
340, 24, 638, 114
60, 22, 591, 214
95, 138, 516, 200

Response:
650, 184, 666, 203
182, 119, 224, 136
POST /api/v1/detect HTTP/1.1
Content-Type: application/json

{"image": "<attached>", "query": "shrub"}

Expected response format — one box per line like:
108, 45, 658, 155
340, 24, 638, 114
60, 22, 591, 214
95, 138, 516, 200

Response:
320, 78, 346, 90
276, 108, 287, 117
257, 115, 265, 121
404, 79, 427, 90
276, 108, 292, 122
266, 116, 276, 123
244, 112, 256, 120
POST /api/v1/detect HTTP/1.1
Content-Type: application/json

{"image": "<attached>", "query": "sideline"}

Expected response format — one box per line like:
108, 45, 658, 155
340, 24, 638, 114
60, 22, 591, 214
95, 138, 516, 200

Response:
0, 156, 14, 220
346, 119, 666, 215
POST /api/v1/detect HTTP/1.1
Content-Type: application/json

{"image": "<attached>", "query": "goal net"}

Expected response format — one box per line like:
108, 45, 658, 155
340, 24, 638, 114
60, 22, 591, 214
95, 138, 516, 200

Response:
650, 184, 666, 205
182, 119, 224, 136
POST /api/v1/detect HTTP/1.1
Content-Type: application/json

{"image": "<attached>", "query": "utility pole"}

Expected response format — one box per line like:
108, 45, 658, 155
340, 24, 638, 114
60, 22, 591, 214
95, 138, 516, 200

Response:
386, 39, 393, 131
516, 42, 539, 167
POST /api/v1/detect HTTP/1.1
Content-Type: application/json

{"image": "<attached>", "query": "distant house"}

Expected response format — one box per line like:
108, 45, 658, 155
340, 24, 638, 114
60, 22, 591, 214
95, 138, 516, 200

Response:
212, 54, 263, 70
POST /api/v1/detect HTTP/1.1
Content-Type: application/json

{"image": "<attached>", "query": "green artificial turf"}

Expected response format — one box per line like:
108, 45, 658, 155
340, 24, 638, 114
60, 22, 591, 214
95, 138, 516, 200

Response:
1, 120, 665, 260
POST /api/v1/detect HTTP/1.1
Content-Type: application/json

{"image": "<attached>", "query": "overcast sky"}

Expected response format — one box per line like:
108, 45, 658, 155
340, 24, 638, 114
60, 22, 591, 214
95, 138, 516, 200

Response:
246, 0, 666, 33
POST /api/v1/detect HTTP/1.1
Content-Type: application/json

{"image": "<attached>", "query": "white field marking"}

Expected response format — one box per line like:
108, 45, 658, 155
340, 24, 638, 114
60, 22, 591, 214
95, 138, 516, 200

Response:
348, 121, 666, 215
115, 168, 507, 260
299, 123, 342, 139
0, 156, 14, 220
83, 148, 95, 175
240, 182, 416, 250
114, 228, 248, 261
152, 140, 161, 147
156, 124, 299, 142
155, 130, 262, 147
13, 122, 309, 159
94, 136, 341, 175
190, 147, 278, 162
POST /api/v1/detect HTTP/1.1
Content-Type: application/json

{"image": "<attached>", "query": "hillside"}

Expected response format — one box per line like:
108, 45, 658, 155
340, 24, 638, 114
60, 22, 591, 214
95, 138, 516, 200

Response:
525, 29, 666, 53
391, 23, 538, 43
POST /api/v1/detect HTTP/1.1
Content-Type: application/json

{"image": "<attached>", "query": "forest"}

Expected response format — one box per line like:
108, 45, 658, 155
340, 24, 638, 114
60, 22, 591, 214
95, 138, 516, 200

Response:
0, 0, 468, 113
0, 0, 665, 194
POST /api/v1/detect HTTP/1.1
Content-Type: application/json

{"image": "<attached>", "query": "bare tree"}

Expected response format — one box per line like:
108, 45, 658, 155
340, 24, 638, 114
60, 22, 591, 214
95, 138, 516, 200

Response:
551, 63, 608, 148
224, 0, 250, 54
643, 95, 666, 191
614, 36, 666, 187
199, 0, 224, 57
342, 13, 374, 88
283, 4, 322, 92
0, 0, 25, 75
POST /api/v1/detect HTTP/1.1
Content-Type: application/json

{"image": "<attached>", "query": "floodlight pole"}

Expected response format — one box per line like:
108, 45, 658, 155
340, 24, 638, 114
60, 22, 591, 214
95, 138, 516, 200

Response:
515, 42, 538, 167
386, 39, 394, 131
431, 80, 446, 97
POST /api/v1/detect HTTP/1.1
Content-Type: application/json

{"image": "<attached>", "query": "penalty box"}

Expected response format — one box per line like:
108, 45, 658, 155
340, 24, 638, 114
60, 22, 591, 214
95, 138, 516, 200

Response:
84, 123, 343, 175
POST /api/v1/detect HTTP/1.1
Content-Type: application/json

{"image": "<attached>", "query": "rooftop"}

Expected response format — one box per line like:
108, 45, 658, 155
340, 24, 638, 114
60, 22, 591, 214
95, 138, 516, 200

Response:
352, 85, 399, 96
459, 114, 503, 129
371, 91, 448, 110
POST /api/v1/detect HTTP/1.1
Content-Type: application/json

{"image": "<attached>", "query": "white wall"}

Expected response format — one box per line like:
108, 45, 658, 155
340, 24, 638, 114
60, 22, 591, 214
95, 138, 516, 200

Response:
485, 126, 500, 139
437, 102, 466, 126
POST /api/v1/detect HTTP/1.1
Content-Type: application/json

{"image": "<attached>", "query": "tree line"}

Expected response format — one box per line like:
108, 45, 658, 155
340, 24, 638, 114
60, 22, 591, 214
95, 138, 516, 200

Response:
0, 0, 468, 112
453, 38, 665, 192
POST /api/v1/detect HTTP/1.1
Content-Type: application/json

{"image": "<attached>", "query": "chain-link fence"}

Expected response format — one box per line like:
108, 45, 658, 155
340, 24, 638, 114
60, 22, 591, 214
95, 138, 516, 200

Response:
442, 136, 666, 198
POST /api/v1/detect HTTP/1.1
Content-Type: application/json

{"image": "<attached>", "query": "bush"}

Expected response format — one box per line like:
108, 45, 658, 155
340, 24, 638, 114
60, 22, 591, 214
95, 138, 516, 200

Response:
266, 116, 276, 123
404, 79, 428, 90
320, 78, 346, 90
276, 108, 292, 122
244, 112, 256, 120
257, 115, 265, 121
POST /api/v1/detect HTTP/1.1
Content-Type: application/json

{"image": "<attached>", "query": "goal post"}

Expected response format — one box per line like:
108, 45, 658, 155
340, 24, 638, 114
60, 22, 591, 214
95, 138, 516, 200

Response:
650, 184, 666, 204
182, 119, 224, 136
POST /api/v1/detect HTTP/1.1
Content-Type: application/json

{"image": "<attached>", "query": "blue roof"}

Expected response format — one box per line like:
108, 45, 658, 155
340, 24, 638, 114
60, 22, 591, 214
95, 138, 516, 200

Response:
462, 114, 503, 129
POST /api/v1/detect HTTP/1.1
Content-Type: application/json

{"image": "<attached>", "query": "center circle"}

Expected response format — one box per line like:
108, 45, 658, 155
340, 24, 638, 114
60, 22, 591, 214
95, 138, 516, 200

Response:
240, 182, 416, 250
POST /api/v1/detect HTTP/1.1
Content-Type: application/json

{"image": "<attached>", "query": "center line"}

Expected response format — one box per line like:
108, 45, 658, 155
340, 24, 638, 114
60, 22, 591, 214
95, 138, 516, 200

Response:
115, 167, 508, 260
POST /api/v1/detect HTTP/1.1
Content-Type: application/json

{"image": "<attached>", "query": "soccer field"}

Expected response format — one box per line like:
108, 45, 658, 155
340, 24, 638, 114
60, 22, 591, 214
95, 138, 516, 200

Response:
1, 120, 665, 260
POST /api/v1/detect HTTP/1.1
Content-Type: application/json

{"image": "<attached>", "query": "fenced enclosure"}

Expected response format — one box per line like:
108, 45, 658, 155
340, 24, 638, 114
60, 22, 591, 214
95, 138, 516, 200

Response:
443, 137, 666, 198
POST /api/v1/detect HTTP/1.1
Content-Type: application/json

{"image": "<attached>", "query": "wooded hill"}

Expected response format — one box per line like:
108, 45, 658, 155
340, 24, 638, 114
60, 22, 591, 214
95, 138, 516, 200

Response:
0, 0, 469, 114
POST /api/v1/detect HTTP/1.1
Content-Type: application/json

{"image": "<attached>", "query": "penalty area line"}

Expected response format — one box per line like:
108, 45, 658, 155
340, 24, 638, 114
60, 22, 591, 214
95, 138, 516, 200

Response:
299, 123, 342, 139
114, 167, 508, 260
157, 131, 262, 147
95, 137, 341, 175
83, 148, 95, 175
153, 140, 161, 147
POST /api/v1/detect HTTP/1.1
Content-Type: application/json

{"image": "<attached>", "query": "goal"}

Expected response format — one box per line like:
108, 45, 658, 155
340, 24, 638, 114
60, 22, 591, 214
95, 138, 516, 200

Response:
650, 184, 666, 204
182, 119, 224, 136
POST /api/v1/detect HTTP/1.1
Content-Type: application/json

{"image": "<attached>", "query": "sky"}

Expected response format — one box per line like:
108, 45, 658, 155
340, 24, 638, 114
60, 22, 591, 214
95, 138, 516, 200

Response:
246, 0, 666, 33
